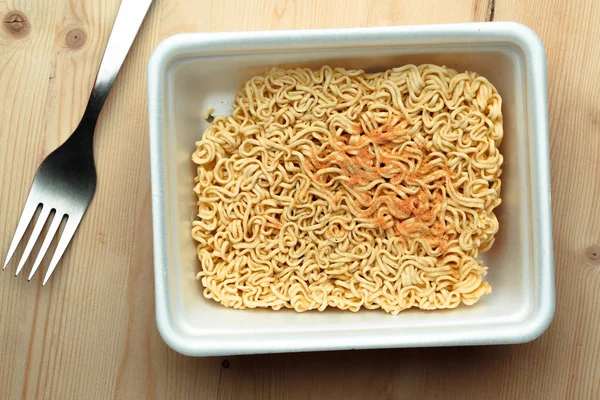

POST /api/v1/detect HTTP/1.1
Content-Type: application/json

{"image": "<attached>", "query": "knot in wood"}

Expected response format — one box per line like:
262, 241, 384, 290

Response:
65, 27, 87, 49
586, 245, 600, 264
3, 11, 30, 37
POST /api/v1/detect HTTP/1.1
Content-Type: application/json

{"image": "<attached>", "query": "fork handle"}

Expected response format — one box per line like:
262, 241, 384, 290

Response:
83, 0, 153, 121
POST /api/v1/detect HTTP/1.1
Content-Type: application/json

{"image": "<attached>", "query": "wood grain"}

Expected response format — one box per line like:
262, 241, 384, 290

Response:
1, 0, 599, 399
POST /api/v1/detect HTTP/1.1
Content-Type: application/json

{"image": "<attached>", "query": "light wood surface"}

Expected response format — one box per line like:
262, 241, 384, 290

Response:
1, 0, 599, 399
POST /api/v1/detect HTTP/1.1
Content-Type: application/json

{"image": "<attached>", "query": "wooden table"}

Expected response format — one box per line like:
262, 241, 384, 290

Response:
1, 0, 598, 398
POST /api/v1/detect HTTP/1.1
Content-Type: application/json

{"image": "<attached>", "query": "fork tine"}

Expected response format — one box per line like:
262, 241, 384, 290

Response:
42, 214, 83, 286
28, 212, 63, 281
3, 192, 40, 270
15, 206, 52, 276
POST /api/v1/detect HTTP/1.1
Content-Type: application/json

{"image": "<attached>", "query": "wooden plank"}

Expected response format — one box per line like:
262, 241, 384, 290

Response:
0, 0, 598, 399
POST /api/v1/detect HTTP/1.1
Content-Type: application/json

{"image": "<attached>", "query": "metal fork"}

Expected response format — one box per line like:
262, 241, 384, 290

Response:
2, 0, 153, 285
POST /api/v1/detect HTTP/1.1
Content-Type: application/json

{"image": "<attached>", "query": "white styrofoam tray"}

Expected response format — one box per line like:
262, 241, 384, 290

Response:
147, 22, 554, 356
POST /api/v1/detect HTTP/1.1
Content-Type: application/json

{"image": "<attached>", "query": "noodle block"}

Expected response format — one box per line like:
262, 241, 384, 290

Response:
191, 64, 503, 314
